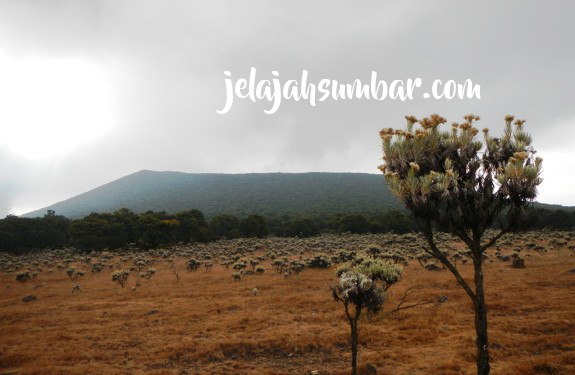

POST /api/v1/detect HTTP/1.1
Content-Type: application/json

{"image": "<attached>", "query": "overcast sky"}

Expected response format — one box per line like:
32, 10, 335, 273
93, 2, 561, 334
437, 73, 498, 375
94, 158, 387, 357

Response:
1, 0, 574, 217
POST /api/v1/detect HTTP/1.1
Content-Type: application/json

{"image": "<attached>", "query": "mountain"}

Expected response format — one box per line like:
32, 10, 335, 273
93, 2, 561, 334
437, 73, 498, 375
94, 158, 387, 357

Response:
531, 202, 575, 212
23, 171, 405, 219
23, 170, 575, 219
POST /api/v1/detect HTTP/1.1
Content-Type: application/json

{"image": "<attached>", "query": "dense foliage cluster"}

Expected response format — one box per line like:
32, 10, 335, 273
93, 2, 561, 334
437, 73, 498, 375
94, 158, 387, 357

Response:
0, 208, 421, 254
379, 114, 542, 229
2, 205, 571, 255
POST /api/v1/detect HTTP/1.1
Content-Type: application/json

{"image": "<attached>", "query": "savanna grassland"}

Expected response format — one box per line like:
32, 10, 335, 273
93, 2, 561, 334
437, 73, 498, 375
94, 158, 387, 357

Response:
1, 232, 574, 375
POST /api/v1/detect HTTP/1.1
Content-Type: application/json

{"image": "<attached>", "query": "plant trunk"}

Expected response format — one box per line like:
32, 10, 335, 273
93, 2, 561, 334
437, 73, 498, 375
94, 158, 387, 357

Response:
351, 320, 358, 375
473, 254, 490, 375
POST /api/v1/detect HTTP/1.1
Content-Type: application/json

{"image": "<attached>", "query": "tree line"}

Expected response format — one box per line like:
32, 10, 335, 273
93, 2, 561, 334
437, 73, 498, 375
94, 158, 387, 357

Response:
0, 206, 573, 254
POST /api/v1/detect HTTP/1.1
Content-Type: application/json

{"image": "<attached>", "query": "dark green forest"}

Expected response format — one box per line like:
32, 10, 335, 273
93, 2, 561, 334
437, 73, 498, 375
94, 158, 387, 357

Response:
3, 171, 572, 254
0, 208, 416, 253
1, 206, 574, 254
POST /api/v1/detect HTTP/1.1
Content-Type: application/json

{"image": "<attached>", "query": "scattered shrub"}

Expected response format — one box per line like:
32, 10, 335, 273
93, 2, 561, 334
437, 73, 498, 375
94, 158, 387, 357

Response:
308, 254, 331, 269
112, 269, 130, 287
16, 270, 31, 283
187, 259, 201, 272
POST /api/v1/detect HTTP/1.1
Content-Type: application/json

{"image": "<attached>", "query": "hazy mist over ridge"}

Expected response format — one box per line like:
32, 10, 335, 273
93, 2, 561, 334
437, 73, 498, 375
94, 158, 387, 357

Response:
1, 1, 575, 217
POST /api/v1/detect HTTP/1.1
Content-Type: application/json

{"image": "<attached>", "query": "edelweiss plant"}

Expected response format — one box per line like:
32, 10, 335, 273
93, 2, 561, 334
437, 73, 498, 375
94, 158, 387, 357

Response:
354, 258, 402, 291
16, 270, 31, 283
379, 114, 542, 375
332, 271, 386, 375
112, 269, 130, 287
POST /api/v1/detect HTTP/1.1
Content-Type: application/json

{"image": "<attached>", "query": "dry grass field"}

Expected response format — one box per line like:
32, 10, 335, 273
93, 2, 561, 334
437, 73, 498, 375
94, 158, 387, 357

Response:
1, 235, 575, 375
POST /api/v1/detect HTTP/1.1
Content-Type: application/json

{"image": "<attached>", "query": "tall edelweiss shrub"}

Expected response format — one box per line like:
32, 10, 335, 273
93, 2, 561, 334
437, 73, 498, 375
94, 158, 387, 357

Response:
379, 114, 542, 375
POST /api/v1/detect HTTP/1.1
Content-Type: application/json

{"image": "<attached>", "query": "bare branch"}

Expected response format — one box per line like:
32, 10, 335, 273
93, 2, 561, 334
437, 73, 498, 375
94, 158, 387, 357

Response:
388, 286, 433, 314
172, 269, 180, 282
454, 227, 475, 249
423, 222, 477, 302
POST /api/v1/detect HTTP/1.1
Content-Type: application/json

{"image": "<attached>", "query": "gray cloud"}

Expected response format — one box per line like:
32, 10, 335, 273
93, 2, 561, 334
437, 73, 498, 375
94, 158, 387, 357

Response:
1, 0, 574, 217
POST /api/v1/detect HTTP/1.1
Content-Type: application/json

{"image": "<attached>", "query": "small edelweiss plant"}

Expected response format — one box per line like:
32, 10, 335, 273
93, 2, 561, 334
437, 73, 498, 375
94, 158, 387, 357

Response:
187, 258, 202, 272
112, 269, 130, 287
16, 270, 31, 283
332, 271, 386, 375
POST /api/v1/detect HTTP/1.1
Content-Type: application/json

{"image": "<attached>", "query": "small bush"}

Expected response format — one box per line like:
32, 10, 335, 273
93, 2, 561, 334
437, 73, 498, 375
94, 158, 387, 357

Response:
187, 259, 202, 272
112, 269, 130, 287
142, 268, 156, 280
308, 254, 331, 269
16, 270, 31, 283
232, 260, 247, 271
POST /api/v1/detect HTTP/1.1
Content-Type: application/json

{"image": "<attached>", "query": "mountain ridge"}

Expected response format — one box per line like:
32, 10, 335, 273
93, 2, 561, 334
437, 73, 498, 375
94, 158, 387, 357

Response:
23, 170, 404, 219
23, 170, 575, 219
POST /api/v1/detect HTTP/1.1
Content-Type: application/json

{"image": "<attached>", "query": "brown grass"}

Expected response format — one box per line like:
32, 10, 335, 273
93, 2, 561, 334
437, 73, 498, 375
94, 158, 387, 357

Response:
1, 246, 575, 374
